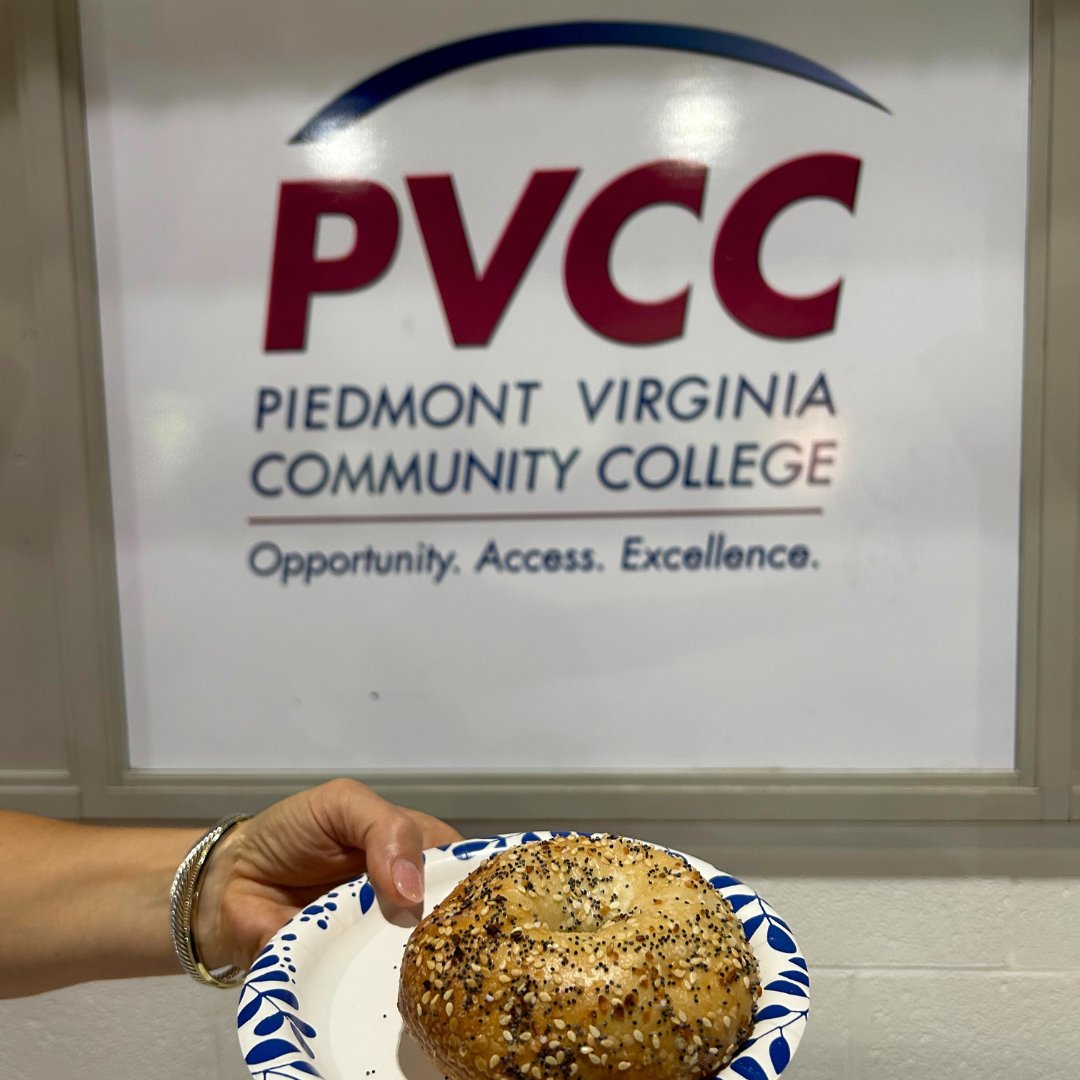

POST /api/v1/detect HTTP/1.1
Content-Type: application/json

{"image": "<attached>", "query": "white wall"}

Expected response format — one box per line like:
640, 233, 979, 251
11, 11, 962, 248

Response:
4, 874, 1078, 1080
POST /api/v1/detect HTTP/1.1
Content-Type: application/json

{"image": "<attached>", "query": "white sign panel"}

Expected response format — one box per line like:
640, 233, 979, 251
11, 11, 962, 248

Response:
79, 0, 1030, 771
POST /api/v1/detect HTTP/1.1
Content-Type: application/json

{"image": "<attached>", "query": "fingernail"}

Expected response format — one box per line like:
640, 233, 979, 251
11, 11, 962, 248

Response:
392, 858, 424, 904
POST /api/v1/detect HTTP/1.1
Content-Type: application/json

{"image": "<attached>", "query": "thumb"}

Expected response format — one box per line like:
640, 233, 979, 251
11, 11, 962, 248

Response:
314, 779, 428, 907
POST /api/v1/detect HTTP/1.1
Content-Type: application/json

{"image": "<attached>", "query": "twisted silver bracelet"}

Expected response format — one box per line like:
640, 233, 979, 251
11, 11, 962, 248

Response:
169, 813, 251, 988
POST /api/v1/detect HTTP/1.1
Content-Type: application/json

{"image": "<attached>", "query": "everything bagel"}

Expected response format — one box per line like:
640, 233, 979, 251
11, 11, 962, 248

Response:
398, 835, 760, 1080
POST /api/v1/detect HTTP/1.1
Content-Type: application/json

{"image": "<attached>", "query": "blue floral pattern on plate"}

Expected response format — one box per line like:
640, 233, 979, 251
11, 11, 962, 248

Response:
238, 831, 809, 1080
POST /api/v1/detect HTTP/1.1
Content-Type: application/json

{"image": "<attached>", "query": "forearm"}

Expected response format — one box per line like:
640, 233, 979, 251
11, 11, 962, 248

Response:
0, 811, 202, 998
0, 781, 462, 999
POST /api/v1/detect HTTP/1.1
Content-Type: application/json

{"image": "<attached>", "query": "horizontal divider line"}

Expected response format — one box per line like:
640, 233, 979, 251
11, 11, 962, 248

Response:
248, 506, 824, 526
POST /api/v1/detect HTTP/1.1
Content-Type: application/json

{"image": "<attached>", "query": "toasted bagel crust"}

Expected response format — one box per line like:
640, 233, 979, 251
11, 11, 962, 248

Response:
398, 835, 760, 1080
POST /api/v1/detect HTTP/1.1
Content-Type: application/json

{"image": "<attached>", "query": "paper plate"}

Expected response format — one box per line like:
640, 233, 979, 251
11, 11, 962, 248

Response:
237, 832, 809, 1080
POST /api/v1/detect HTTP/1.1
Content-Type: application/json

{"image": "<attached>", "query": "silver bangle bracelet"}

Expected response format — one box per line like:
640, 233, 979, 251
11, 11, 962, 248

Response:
169, 813, 251, 988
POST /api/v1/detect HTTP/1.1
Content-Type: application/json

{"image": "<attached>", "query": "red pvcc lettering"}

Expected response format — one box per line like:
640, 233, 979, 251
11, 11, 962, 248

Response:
263, 153, 862, 352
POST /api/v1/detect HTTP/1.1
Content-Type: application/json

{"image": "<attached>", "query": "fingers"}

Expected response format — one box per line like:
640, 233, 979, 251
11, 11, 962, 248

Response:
309, 779, 461, 908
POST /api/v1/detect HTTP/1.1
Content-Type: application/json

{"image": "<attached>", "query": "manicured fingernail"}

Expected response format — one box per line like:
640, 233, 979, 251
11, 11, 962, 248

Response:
392, 858, 424, 904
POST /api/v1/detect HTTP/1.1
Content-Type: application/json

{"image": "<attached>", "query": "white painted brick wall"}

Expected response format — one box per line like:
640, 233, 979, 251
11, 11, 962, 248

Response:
2, 878, 1078, 1079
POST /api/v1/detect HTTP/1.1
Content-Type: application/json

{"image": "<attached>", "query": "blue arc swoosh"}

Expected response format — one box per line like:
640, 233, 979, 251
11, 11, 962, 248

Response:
290, 21, 888, 143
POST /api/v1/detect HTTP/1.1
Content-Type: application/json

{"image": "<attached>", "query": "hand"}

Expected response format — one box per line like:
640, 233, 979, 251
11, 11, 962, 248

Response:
195, 779, 462, 971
